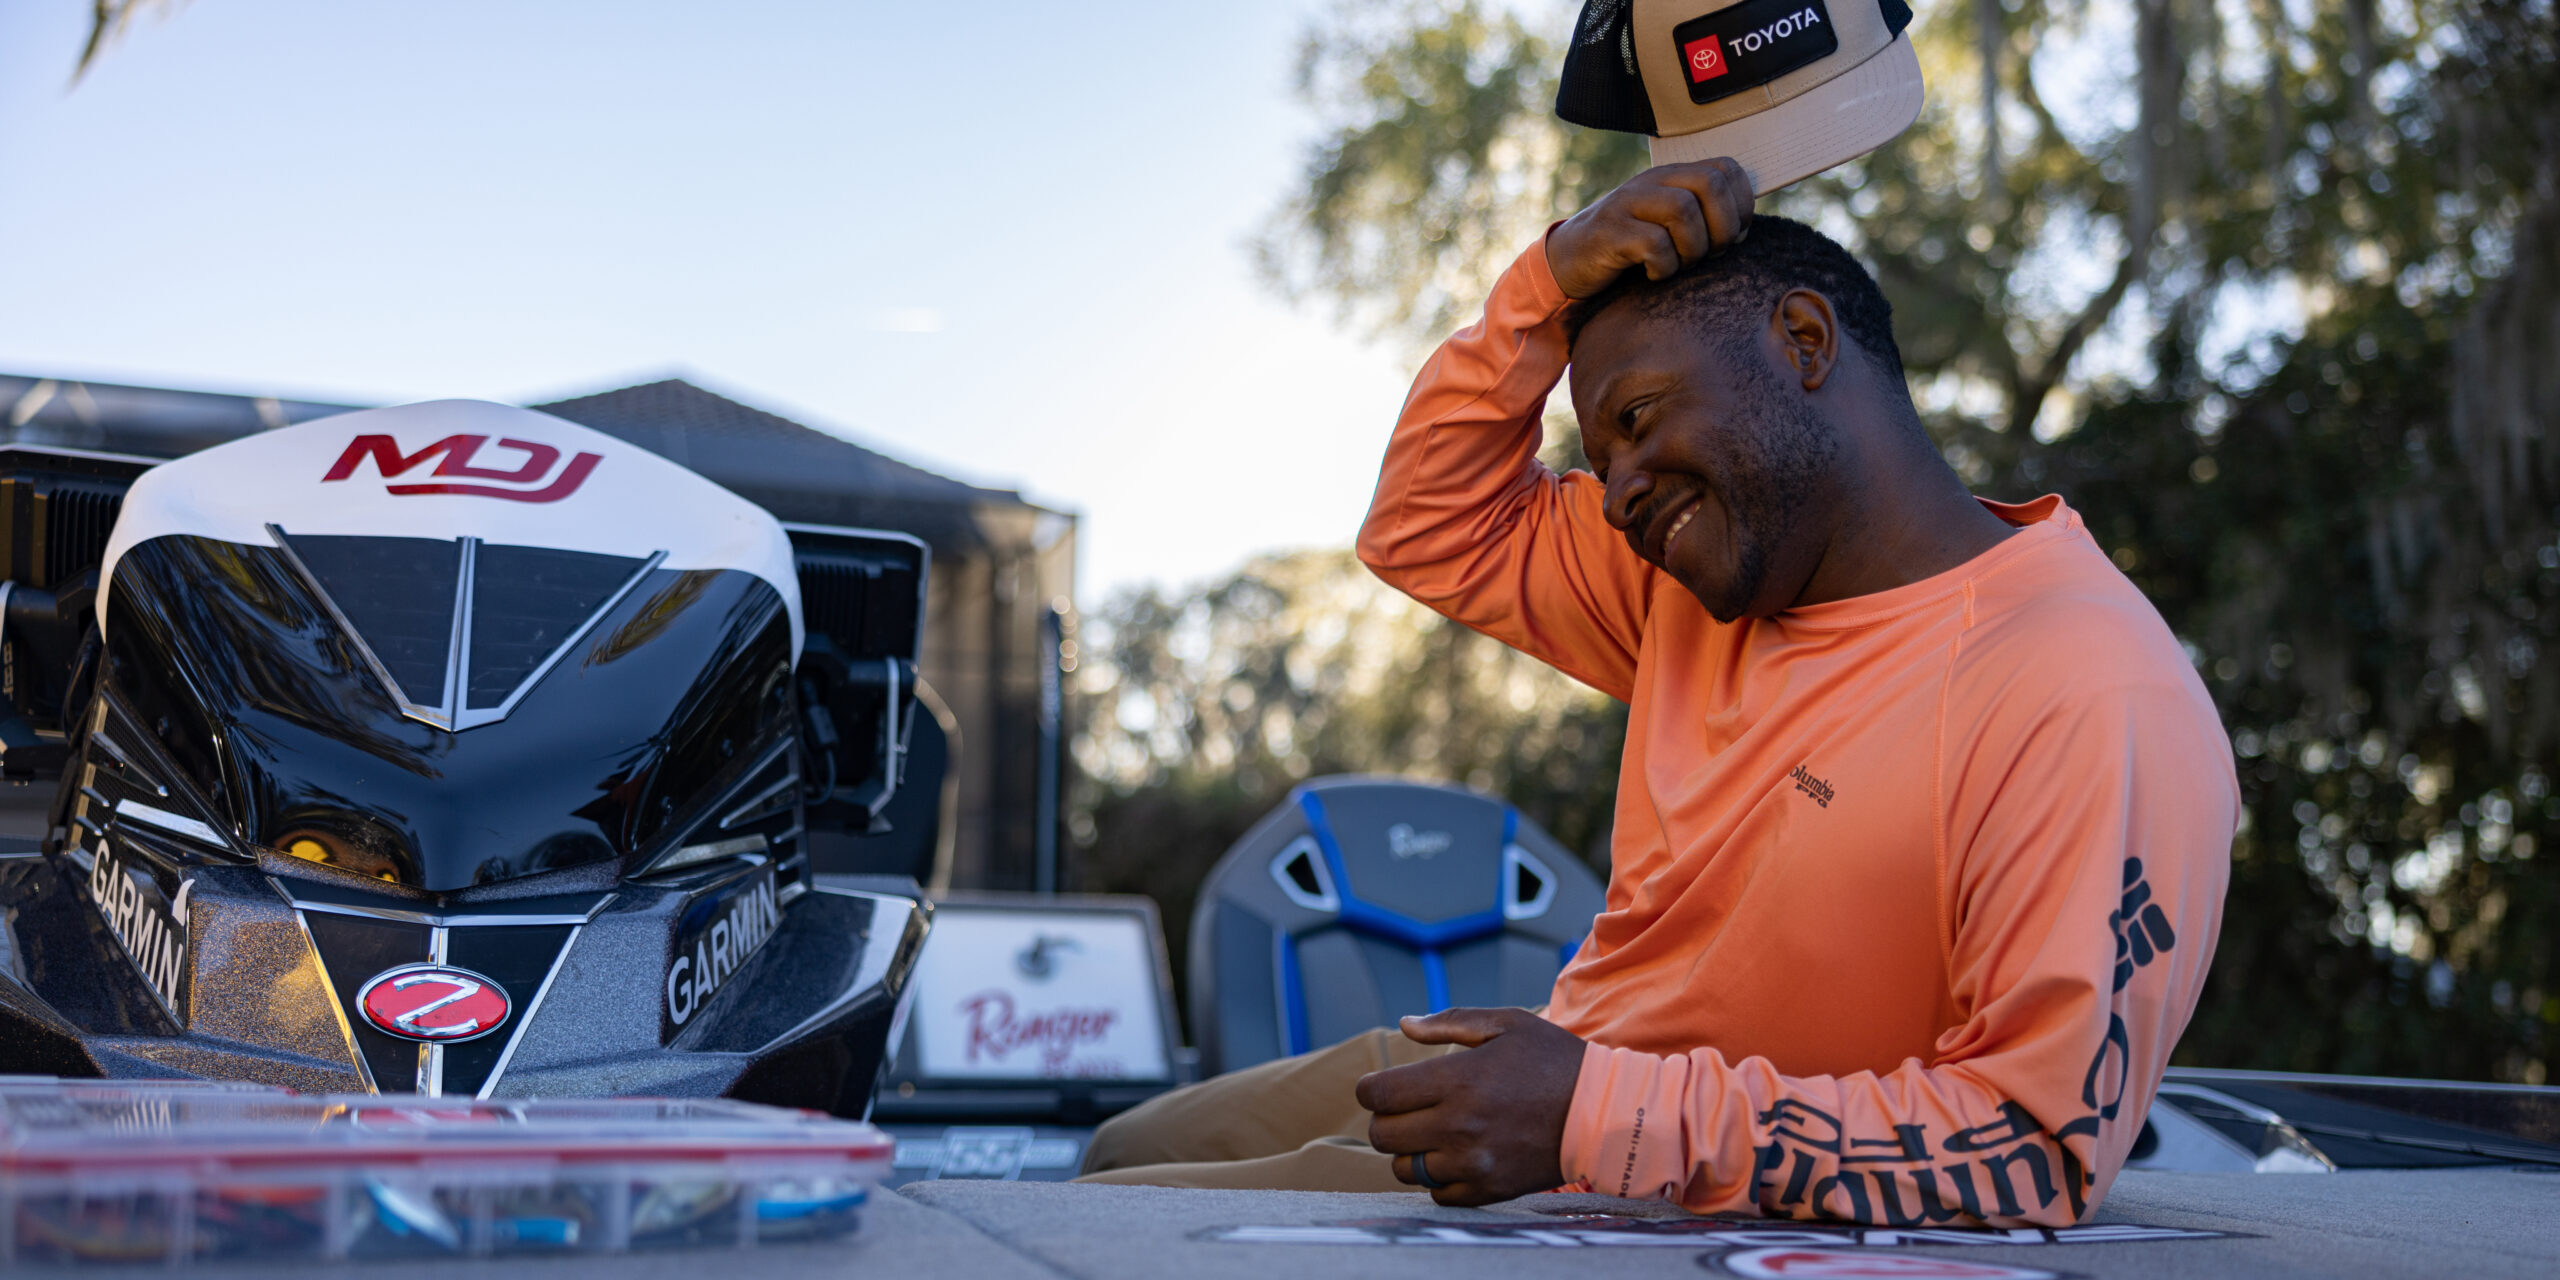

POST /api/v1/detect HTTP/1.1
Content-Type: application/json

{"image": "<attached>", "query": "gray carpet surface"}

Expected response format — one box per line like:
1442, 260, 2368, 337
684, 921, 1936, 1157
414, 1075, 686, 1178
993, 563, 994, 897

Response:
18, 1168, 2553, 1276
901, 1167, 2560, 1280
8, 1182, 1049, 1278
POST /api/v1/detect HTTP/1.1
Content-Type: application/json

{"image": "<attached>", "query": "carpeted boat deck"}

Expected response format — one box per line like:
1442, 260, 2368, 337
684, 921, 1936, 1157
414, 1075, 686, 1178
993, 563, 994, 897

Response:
25, 1168, 2554, 1277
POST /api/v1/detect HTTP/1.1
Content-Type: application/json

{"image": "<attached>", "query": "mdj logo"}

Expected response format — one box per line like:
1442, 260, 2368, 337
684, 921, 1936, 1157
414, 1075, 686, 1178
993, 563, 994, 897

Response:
323, 434, 603, 503
1684, 33, 1729, 82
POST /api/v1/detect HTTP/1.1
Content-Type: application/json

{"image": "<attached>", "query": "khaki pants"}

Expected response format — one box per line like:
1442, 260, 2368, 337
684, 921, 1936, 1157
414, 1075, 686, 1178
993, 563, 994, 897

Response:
1076, 1026, 1464, 1191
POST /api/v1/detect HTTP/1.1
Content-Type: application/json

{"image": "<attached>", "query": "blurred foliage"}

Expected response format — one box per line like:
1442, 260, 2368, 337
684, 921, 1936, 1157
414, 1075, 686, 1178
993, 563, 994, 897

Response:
74, 1, 186, 81
1076, 0, 2560, 1081
1069, 535, 1625, 1018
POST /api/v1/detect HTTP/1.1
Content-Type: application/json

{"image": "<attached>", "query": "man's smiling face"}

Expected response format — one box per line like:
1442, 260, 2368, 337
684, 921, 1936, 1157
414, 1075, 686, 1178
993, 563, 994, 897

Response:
1568, 300, 1838, 622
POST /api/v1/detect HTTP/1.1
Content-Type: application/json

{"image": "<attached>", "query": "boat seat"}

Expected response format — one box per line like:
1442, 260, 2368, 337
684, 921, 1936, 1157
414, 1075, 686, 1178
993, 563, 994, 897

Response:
1187, 775, 1605, 1077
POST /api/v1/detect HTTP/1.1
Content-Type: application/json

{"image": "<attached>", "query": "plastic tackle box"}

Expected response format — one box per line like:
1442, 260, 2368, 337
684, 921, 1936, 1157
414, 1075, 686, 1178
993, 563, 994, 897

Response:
0, 1078, 893, 1265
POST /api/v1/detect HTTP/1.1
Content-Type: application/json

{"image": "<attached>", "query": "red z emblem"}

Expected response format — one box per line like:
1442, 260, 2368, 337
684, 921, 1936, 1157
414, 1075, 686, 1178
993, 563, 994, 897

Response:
356, 964, 512, 1043
323, 434, 602, 503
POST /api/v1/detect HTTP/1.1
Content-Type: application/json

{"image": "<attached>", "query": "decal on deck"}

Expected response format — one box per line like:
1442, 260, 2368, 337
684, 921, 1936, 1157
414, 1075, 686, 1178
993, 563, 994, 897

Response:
1199, 1216, 2227, 1249
1711, 1247, 2063, 1279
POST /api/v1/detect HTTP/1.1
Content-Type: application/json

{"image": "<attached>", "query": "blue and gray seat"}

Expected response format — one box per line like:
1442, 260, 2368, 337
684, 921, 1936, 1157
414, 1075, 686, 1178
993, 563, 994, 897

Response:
1187, 775, 1606, 1076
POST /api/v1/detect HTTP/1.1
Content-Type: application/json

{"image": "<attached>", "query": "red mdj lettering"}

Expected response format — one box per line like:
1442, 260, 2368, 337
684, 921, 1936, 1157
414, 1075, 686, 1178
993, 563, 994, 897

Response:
321, 434, 600, 503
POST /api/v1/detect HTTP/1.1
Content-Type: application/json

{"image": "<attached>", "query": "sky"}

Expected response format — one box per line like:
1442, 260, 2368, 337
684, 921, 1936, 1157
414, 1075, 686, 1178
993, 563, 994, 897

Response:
0, 0, 1425, 603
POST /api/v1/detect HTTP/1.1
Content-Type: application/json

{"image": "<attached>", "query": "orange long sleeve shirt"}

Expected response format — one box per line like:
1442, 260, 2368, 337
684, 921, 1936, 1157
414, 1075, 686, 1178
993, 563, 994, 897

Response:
1357, 238, 2236, 1227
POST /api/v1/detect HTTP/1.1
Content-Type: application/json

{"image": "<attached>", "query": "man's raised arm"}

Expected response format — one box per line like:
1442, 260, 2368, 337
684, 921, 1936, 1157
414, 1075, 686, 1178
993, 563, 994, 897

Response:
1357, 159, 1754, 702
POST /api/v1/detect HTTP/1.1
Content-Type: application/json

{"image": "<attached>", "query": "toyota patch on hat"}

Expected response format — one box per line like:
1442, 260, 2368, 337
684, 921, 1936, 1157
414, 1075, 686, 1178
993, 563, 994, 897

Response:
1557, 0, 1924, 195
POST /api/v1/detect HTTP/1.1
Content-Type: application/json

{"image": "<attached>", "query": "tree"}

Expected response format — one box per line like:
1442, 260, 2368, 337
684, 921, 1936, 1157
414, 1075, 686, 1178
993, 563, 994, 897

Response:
1080, 0, 2560, 1080
74, 1, 186, 81
1071, 546, 1626, 1014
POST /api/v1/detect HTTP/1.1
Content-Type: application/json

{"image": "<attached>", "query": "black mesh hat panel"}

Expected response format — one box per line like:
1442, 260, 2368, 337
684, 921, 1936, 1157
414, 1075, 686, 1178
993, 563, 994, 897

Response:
1557, 0, 1657, 134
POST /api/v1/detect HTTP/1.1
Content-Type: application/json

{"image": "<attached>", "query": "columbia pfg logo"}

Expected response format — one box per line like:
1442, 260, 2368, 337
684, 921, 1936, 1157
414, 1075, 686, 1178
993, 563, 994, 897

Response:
323, 434, 603, 503
1789, 764, 1834, 808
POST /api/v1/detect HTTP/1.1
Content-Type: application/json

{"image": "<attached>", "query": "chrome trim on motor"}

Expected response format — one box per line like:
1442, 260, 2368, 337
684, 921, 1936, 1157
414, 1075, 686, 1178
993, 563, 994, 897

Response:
267, 524, 670, 734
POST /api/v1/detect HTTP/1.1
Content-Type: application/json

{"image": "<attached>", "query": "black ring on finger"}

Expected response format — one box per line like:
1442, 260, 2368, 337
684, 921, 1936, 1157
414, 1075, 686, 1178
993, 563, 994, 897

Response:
1412, 1151, 1446, 1190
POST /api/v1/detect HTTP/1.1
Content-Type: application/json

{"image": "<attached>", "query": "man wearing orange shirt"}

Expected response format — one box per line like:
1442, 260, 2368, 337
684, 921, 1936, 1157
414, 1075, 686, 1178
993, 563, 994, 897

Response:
1079, 157, 2235, 1227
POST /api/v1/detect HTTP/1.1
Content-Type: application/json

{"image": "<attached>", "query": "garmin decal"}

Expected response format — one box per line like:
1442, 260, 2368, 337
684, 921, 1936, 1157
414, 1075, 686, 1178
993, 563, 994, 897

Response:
1672, 0, 1838, 105
664, 864, 781, 1030
322, 433, 604, 503
1200, 1218, 2226, 1248
356, 964, 513, 1043
85, 841, 187, 1011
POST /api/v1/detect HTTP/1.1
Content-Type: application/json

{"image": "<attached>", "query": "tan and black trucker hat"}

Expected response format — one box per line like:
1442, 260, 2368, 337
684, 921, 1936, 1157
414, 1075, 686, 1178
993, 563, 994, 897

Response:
1557, 0, 1924, 195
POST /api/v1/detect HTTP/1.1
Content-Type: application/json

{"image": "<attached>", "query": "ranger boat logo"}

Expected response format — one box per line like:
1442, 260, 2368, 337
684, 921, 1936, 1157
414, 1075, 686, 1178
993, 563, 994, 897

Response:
1386, 824, 1453, 859
323, 433, 603, 503
356, 964, 512, 1042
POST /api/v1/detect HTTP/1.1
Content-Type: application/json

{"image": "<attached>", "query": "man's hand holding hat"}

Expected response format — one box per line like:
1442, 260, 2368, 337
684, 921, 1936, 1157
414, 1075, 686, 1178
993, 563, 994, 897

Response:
1546, 156, 1757, 299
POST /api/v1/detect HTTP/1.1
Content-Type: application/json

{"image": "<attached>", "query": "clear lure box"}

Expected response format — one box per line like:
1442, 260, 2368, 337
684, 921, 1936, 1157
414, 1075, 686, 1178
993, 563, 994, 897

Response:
0, 1078, 893, 1266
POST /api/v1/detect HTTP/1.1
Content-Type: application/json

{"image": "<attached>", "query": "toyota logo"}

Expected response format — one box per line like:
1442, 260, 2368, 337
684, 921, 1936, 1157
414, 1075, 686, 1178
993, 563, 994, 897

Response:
355, 964, 511, 1043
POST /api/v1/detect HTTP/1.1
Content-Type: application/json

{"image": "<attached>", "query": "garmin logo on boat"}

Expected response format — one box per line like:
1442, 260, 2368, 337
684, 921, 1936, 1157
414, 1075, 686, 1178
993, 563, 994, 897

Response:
664, 869, 781, 1028
1386, 824, 1453, 859
322, 433, 604, 503
1671, 0, 1838, 105
84, 842, 187, 1011
355, 964, 511, 1043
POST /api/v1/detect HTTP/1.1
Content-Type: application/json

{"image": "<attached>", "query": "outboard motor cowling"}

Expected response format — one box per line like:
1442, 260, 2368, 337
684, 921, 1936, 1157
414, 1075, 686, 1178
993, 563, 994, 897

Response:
0, 402, 928, 1114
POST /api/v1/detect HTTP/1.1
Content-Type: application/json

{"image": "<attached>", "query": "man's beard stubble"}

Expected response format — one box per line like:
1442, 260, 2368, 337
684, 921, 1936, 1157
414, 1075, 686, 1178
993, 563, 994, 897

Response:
1694, 360, 1836, 622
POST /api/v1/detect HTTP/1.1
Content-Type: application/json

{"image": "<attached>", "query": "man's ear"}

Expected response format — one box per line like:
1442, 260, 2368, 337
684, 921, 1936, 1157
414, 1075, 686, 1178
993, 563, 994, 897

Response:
1769, 289, 1839, 391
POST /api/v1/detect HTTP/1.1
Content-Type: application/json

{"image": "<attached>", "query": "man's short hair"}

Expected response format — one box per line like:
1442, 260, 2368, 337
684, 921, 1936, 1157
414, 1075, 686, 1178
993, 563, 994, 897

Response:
1566, 215, 1906, 388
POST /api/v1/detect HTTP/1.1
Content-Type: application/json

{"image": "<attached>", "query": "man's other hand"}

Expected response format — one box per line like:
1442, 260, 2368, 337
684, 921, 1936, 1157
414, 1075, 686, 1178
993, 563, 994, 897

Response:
1355, 1007, 1588, 1205
1545, 157, 1755, 299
